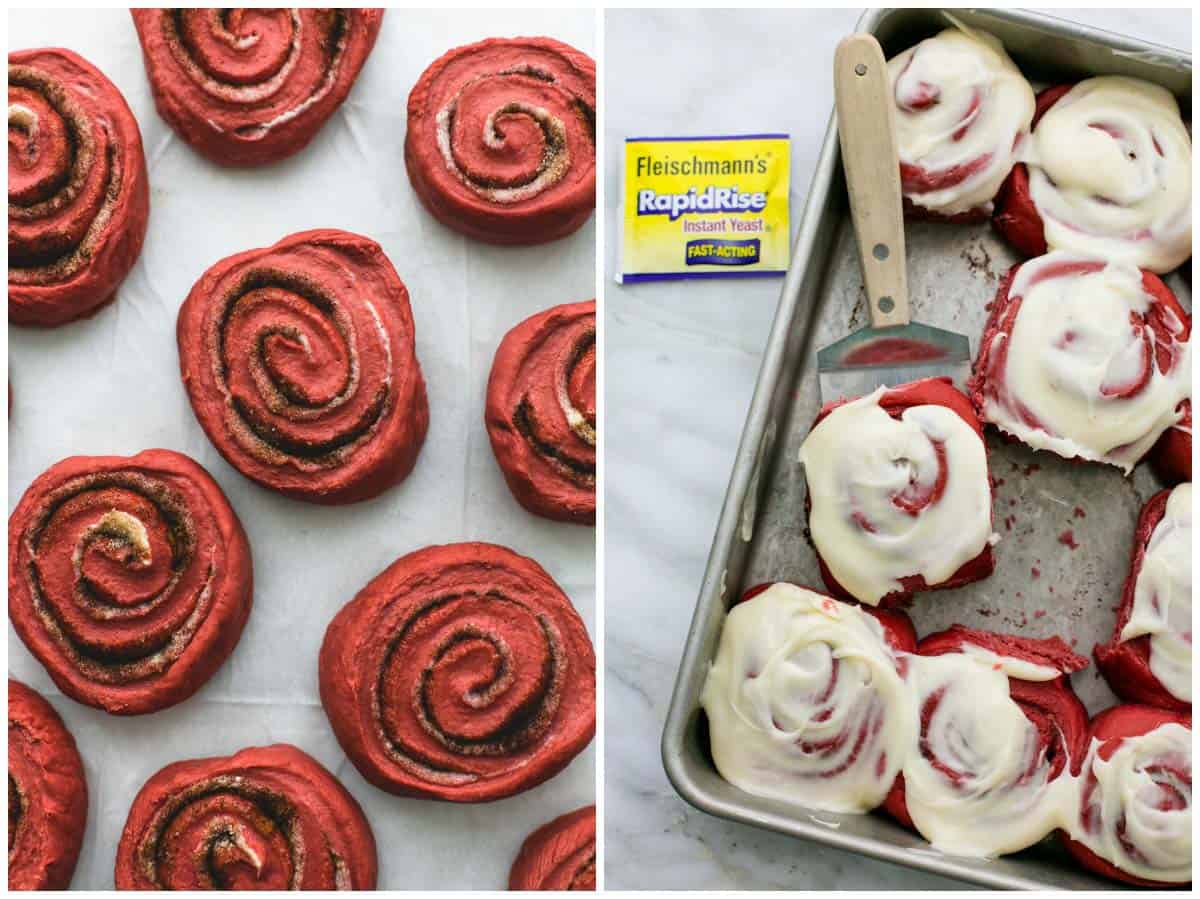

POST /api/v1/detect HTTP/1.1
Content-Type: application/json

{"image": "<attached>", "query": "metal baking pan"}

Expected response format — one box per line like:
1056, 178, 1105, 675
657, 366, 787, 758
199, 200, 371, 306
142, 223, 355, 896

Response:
661, 7, 1191, 891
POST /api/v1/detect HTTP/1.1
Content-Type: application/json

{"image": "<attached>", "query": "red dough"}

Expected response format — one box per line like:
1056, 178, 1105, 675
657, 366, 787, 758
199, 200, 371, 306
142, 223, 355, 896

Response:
486, 300, 596, 524
405, 37, 596, 245
1094, 489, 1189, 713
970, 260, 1190, 459
8, 449, 253, 715
115, 743, 376, 890
319, 542, 595, 803
807, 378, 995, 606
508, 805, 596, 891
1060, 705, 1192, 887
991, 84, 1074, 258
880, 626, 1089, 832
8, 679, 88, 890
1150, 399, 1191, 485
177, 229, 429, 505
8, 48, 150, 326
131, 9, 383, 167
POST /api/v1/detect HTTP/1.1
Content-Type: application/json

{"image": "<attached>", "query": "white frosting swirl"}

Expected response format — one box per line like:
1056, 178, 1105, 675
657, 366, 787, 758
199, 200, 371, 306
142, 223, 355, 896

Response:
902, 651, 1069, 857
980, 253, 1190, 472
1120, 483, 1192, 702
798, 387, 994, 605
1023, 76, 1191, 273
1067, 722, 1192, 884
700, 584, 913, 813
888, 27, 1034, 216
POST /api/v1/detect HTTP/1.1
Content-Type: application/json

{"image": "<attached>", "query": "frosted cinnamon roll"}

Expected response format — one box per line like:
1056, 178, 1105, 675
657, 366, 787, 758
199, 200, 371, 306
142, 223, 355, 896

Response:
882, 627, 1089, 858
1096, 485, 1191, 711
1061, 706, 1191, 886
971, 253, 1191, 471
995, 76, 1191, 273
798, 378, 995, 606
701, 584, 917, 813
888, 27, 1034, 220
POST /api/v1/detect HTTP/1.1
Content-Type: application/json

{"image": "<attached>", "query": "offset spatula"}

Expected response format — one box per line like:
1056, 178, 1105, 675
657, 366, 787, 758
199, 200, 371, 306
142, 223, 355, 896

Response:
817, 34, 971, 403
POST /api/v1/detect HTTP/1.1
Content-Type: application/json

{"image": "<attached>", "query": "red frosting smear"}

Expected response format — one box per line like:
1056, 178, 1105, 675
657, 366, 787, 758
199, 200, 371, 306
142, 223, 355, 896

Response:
1094, 489, 1189, 713
176, 229, 429, 505
8, 680, 88, 890
881, 625, 1089, 832
8, 48, 149, 326
1060, 705, 1192, 887
8, 450, 253, 715
318, 542, 595, 802
405, 37, 595, 245
486, 300, 596, 524
131, 10, 383, 167
807, 378, 995, 607
968, 259, 1190, 465
839, 337, 949, 366
508, 805, 596, 890
114, 744, 376, 890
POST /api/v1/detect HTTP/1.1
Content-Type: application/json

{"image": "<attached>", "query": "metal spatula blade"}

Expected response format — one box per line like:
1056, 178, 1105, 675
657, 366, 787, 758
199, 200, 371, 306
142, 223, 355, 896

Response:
817, 34, 972, 404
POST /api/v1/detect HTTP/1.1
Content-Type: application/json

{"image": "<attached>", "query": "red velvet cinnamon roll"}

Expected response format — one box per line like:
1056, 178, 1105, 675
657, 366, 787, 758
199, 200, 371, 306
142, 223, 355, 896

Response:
319, 542, 595, 802
798, 378, 995, 606
8, 449, 253, 715
1095, 485, 1191, 713
8, 679, 88, 891
130, 9, 383, 167
993, 77, 1191, 273
176, 229, 428, 505
1150, 399, 1191, 485
114, 743, 376, 890
1061, 705, 1191, 886
486, 300, 595, 524
405, 37, 596, 245
508, 805, 596, 891
880, 626, 1089, 856
701, 583, 917, 814
887, 28, 1034, 221
9, 48, 150, 326
971, 254, 1191, 471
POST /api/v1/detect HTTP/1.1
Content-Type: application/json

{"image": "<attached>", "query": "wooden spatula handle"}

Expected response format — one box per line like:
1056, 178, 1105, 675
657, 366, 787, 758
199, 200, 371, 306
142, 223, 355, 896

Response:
834, 33, 910, 328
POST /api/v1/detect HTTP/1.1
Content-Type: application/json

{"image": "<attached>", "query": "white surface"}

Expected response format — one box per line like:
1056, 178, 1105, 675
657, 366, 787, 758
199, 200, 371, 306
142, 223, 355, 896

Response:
603, 7, 1190, 890
8, 8, 595, 891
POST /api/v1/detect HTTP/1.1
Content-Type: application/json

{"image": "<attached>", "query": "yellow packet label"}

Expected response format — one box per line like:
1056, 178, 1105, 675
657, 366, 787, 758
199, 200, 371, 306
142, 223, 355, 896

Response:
618, 134, 790, 283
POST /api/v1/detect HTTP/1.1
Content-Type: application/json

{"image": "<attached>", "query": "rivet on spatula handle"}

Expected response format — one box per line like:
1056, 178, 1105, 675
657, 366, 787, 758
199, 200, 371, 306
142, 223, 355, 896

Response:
834, 33, 909, 329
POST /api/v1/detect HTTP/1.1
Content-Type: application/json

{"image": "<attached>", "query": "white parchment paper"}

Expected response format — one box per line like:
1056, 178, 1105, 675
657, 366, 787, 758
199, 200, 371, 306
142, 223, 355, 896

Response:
8, 8, 596, 890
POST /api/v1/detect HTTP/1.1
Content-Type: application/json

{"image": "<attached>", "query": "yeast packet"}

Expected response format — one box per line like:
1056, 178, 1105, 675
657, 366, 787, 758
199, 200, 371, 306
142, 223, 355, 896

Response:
618, 134, 790, 283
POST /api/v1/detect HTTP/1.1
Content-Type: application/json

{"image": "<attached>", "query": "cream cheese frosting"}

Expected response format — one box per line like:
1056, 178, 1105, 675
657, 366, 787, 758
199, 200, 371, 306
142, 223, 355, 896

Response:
1023, 76, 1191, 273
888, 27, 1034, 216
1120, 483, 1192, 702
980, 253, 1190, 472
702, 585, 1192, 879
798, 388, 994, 605
700, 584, 913, 813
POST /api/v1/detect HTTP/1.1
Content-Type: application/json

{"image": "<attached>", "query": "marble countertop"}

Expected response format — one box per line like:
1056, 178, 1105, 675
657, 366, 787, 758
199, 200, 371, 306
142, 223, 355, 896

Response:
602, 7, 1191, 890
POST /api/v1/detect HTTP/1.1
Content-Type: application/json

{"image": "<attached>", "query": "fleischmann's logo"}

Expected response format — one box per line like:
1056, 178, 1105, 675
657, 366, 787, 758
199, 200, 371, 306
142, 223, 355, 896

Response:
635, 153, 769, 177
636, 187, 768, 221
